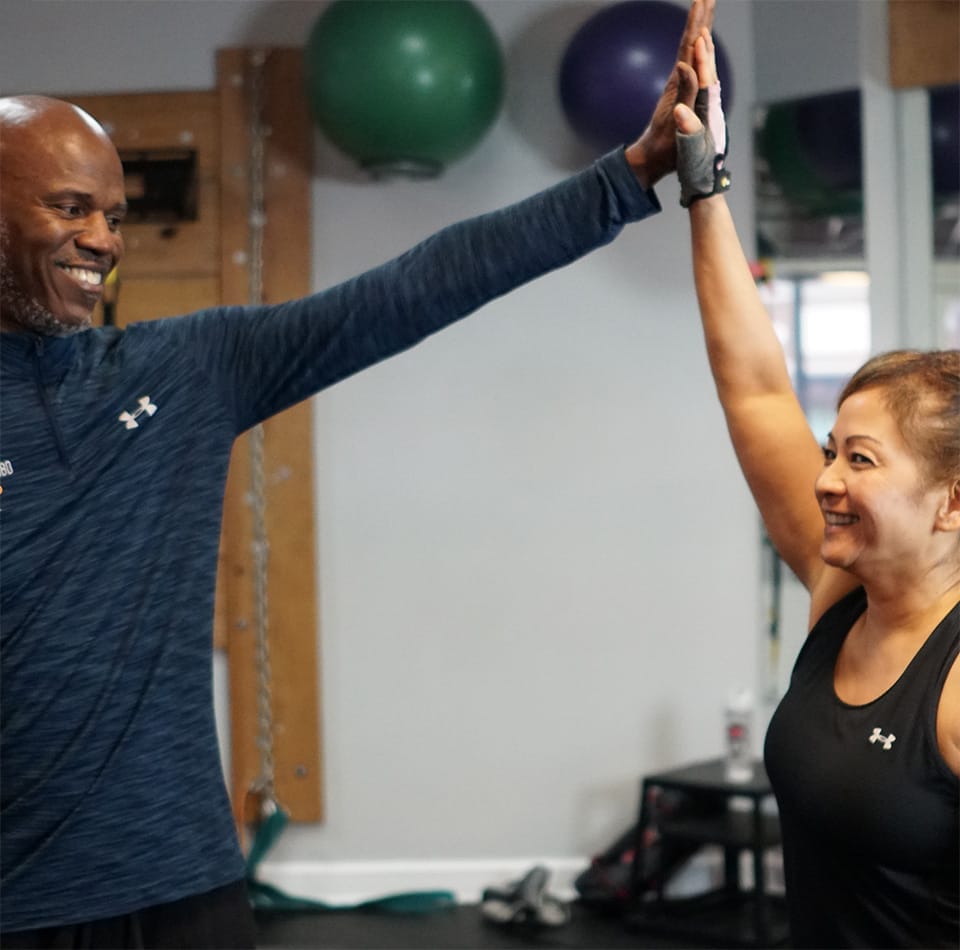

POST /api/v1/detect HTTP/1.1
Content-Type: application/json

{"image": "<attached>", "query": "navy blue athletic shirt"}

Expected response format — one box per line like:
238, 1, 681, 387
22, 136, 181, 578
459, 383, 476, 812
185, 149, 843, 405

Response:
765, 587, 960, 948
0, 150, 659, 931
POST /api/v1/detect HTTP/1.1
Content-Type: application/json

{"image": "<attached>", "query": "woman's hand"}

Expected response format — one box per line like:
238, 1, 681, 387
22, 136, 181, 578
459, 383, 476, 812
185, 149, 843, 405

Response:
674, 31, 730, 207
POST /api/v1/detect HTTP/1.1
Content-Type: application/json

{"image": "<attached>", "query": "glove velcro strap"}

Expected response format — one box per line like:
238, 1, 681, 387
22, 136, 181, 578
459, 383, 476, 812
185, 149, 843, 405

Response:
685, 154, 732, 207
677, 126, 732, 208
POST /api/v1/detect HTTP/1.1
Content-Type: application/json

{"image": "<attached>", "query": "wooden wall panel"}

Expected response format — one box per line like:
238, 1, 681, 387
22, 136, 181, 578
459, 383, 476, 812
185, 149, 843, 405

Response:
217, 49, 324, 830
105, 276, 220, 327
70, 92, 221, 280
889, 0, 960, 88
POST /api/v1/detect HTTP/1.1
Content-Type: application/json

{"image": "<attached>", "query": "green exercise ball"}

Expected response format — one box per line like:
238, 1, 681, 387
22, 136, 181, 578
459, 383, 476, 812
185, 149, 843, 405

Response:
305, 0, 504, 177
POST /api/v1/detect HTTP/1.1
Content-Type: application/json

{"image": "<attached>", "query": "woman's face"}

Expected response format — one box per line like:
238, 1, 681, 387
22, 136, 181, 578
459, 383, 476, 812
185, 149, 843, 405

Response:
815, 387, 949, 578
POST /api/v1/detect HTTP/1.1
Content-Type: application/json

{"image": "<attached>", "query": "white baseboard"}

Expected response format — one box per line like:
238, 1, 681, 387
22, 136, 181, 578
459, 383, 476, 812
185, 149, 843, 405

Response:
255, 850, 730, 908
254, 857, 588, 907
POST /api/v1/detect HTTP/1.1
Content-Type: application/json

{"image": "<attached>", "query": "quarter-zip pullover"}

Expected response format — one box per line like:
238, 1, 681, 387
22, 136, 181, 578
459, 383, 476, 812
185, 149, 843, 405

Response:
0, 151, 659, 931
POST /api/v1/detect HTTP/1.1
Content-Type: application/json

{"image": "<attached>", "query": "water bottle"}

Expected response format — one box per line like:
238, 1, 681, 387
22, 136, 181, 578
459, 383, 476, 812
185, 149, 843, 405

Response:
724, 688, 754, 783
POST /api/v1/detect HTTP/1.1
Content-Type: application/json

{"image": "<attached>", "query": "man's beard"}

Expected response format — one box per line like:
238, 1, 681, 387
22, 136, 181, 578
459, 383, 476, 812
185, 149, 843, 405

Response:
0, 226, 90, 337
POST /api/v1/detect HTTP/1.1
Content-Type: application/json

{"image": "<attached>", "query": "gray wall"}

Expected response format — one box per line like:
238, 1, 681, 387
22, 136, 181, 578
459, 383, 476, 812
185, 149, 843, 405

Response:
754, 0, 862, 102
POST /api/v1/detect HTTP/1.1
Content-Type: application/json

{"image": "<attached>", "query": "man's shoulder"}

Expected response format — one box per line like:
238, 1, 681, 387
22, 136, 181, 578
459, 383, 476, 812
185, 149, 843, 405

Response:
101, 309, 231, 352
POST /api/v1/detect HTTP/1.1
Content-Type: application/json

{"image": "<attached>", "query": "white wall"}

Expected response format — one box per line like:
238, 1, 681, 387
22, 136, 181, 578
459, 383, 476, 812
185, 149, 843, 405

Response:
2, 0, 761, 897
753, 0, 862, 103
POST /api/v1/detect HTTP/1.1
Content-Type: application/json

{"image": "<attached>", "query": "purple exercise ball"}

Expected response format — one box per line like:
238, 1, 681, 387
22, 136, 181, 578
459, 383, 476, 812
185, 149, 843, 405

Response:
559, 0, 734, 152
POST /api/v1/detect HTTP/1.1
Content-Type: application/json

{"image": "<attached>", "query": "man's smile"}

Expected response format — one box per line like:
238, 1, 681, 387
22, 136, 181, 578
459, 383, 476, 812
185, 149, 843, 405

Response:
55, 261, 107, 296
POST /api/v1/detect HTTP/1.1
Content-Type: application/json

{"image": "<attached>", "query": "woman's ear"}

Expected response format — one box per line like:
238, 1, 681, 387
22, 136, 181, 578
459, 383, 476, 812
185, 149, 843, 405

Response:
936, 479, 960, 532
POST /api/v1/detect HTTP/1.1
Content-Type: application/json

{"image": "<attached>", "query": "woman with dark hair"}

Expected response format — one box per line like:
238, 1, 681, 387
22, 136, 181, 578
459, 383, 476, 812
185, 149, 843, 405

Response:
675, 29, 959, 949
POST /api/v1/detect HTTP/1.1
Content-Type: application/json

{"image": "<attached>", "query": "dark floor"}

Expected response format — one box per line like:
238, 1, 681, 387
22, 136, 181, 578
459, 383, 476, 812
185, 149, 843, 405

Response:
256, 903, 683, 949
255, 898, 787, 950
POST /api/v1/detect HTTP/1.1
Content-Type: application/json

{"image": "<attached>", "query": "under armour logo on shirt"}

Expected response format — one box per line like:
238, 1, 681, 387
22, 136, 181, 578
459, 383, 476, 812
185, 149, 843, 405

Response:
868, 727, 896, 750
118, 396, 158, 430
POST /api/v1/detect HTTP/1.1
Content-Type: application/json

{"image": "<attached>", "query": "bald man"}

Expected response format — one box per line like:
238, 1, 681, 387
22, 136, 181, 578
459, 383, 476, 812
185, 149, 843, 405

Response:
0, 5, 709, 944
0, 96, 126, 337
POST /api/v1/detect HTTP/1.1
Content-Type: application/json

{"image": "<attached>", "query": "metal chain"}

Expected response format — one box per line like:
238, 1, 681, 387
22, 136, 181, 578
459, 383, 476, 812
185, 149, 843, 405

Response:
247, 49, 277, 810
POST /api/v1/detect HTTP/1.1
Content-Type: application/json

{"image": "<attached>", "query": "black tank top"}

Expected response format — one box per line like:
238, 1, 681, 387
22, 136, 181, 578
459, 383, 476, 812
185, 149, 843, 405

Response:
765, 587, 959, 948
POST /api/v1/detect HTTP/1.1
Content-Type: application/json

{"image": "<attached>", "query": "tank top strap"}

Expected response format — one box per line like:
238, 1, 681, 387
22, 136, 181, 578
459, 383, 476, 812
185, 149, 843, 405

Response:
916, 598, 960, 770
790, 586, 868, 685
923, 598, 960, 679
812, 585, 868, 641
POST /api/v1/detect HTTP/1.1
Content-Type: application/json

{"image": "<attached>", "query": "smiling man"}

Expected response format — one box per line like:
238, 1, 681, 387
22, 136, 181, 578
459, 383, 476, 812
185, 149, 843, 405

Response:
0, 97, 126, 335
0, 5, 712, 939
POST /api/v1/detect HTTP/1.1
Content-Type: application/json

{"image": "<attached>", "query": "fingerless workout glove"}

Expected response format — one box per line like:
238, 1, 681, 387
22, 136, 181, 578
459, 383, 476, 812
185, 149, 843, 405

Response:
677, 83, 731, 207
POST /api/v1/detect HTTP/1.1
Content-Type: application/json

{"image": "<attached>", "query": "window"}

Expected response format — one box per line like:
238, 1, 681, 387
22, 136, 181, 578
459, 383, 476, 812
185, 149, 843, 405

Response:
758, 270, 871, 441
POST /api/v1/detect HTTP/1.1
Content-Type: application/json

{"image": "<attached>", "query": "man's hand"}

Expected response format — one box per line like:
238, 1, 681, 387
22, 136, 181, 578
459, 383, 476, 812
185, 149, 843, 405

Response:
624, 0, 714, 189
675, 31, 731, 206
